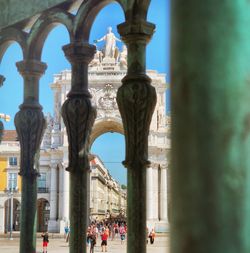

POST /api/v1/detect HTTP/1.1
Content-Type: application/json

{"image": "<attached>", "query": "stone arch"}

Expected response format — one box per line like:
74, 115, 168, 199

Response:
27, 8, 74, 60
124, 0, 151, 22
90, 117, 124, 147
4, 198, 21, 233
0, 28, 27, 63
37, 198, 50, 232
74, 0, 126, 41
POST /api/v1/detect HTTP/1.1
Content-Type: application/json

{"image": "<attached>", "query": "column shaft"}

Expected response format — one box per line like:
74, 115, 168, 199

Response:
15, 60, 46, 253
171, 1, 250, 253
117, 21, 156, 253
146, 167, 154, 221
152, 166, 159, 220
49, 166, 57, 220
160, 167, 168, 221
61, 42, 96, 253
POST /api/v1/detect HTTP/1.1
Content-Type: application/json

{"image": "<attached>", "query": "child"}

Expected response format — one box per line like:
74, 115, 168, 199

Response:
41, 232, 49, 253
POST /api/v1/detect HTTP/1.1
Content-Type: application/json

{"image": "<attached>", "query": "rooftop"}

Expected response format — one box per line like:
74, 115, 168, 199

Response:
2, 130, 18, 142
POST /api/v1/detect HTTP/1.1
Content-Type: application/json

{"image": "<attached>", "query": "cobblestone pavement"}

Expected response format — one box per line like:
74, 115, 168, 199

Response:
0, 233, 169, 253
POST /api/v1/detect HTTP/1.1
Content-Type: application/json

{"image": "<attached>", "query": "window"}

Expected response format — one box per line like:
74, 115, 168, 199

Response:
38, 173, 46, 189
8, 173, 17, 190
9, 157, 17, 166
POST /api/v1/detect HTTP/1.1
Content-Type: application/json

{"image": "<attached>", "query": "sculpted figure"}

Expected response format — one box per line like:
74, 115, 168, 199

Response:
90, 45, 103, 66
119, 45, 127, 68
94, 27, 121, 58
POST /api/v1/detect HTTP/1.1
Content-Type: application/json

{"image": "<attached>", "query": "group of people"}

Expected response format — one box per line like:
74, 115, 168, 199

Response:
86, 221, 127, 252
41, 222, 156, 253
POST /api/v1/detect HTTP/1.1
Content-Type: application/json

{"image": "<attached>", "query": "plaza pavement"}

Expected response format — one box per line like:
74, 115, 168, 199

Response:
0, 233, 169, 253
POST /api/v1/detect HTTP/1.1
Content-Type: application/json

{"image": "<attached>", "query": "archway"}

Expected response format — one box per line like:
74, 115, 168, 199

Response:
90, 130, 126, 223
4, 198, 21, 233
37, 198, 50, 232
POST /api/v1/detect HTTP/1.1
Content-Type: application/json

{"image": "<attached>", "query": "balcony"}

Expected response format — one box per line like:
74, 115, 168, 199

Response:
4, 187, 19, 193
37, 187, 49, 193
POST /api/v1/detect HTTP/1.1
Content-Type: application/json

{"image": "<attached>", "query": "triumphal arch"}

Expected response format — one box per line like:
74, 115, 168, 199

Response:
48, 28, 170, 232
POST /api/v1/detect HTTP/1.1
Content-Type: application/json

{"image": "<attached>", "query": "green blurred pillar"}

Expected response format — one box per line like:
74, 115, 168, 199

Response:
171, 1, 250, 253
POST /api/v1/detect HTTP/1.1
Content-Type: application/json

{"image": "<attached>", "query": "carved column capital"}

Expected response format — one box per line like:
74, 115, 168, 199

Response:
63, 42, 96, 64
62, 42, 96, 98
117, 21, 155, 75
16, 60, 47, 109
16, 60, 47, 77
117, 20, 155, 44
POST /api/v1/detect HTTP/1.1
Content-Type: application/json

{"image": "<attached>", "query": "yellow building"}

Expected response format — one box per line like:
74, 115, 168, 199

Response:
0, 130, 21, 233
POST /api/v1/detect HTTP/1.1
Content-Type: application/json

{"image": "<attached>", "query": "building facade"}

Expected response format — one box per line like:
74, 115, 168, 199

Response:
0, 131, 126, 233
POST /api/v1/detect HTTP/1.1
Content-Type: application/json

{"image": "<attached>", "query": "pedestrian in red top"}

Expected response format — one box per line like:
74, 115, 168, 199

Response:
41, 232, 49, 253
101, 228, 108, 252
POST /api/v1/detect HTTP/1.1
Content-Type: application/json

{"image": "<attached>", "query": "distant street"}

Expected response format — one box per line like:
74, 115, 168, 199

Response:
0, 233, 169, 253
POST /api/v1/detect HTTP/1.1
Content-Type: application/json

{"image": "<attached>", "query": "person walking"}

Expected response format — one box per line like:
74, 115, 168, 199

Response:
89, 231, 97, 253
66, 227, 70, 243
64, 225, 69, 241
114, 223, 119, 239
41, 232, 49, 253
149, 228, 156, 244
119, 224, 126, 244
101, 228, 108, 252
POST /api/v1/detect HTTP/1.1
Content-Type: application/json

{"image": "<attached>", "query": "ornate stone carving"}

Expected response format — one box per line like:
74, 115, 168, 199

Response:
61, 97, 96, 172
15, 108, 46, 177
117, 74, 156, 167
98, 84, 117, 110
15, 59, 47, 177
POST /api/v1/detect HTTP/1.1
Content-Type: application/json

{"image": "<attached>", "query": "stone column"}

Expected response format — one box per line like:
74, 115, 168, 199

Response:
146, 167, 154, 222
14, 60, 46, 253
117, 21, 156, 253
61, 42, 96, 253
58, 157, 69, 232
48, 164, 57, 231
171, 2, 250, 253
152, 165, 159, 221
160, 165, 168, 221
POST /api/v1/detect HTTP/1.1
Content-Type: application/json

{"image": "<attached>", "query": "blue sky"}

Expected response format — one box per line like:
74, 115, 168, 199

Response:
0, 0, 169, 185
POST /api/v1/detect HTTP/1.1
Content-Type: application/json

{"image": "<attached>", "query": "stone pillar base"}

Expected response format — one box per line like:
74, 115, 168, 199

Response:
48, 219, 59, 233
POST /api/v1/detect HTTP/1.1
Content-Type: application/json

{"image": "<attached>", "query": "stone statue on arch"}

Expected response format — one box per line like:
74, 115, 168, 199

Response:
94, 26, 121, 59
